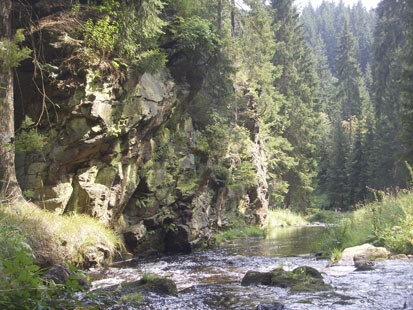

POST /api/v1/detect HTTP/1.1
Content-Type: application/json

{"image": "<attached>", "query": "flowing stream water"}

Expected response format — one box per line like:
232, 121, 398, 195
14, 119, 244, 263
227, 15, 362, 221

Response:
89, 226, 413, 309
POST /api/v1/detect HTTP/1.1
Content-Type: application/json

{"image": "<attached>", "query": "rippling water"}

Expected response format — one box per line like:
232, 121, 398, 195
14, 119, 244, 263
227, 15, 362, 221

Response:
89, 226, 413, 309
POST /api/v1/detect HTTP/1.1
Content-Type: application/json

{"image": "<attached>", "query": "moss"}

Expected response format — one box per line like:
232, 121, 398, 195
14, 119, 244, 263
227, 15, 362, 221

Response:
95, 166, 117, 187
241, 266, 331, 293
123, 274, 178, 296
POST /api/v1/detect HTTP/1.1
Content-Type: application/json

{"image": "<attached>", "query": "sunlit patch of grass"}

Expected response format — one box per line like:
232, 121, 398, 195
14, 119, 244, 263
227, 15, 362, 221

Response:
214, 225, 265, 244
267, 209, 308, 228
0, 203, 122, 267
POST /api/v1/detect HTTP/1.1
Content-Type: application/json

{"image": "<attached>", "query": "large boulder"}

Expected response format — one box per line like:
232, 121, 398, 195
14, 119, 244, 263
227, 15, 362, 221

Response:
337, 244, 389, 266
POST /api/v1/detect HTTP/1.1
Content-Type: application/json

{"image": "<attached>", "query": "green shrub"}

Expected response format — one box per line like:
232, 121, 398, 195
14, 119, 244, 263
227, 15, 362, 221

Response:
14, 129, 46, 154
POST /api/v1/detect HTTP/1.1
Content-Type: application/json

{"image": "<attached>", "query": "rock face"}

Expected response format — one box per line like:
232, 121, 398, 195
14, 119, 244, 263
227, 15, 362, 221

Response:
241, 266, 330, 293
14, 11, 269, 256
337, 244, 389, 266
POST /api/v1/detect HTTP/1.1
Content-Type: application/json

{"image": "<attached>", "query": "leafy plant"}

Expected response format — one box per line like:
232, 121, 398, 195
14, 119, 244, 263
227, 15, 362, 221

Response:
14, 129, 46, 154
0, 29, 31, 73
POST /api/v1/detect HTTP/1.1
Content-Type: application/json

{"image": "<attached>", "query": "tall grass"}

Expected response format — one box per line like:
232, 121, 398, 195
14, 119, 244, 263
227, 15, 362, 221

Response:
315, 192, 413, 258
0, 203, 122, 267
267, 209, 308, 228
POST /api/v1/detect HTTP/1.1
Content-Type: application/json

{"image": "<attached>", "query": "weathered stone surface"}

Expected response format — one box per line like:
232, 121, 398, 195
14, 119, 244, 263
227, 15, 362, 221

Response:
337, 244, 389, 266
39, 178, 73, 214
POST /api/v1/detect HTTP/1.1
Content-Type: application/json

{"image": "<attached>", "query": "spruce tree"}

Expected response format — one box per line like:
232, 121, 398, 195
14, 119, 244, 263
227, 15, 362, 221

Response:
270, 0, 320, 210
327, 120, 350, 210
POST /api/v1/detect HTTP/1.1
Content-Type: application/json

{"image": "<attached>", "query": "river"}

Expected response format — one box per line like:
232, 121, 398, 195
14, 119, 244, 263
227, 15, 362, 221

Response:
89, 225, 413, 309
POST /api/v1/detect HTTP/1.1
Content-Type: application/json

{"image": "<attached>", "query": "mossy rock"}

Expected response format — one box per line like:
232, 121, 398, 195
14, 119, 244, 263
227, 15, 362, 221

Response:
123, 274, 178, 296
241, 266, 331, 293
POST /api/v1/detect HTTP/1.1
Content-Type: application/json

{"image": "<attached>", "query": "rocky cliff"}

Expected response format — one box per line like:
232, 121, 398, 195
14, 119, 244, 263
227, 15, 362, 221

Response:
14, 4, 269, 256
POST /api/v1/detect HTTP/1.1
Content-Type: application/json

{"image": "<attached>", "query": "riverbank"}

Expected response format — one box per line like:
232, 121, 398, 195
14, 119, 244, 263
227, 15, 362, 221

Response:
315, 192, 413, 260
0, 203, 122, 309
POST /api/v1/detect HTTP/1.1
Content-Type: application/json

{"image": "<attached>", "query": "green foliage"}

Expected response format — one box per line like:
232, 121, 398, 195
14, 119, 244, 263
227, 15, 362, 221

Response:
172, 16, 220, 54
118, 292, 144, 307
0, 29, 31, 73
141, 273, 163, 282
315, 192, 413, 259
84, 16, 119, 59
0, 218, 87, 309
306, 209, 351, 224
14, 129, 46, 154
117, 0, 166, 71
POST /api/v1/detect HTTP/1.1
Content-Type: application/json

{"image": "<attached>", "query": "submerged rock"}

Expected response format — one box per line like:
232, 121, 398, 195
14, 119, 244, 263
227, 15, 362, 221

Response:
99, 274, 178, 297
241, 266, 330, 293
354, 263, 375, 271
241, 271, 272, 286
256, 302, 286, 310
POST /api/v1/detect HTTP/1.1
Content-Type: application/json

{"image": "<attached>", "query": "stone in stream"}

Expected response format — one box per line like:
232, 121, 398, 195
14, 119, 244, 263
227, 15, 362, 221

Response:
42, 264, 90, 290
256, 302, 286, 310
336, 244, 389, 266
241, 266, 330, 293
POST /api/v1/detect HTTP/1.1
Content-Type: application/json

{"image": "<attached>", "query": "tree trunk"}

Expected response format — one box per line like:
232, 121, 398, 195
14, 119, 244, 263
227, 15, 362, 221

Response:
0, 0, 23, 202
217, 0, 223, 31
231, 0, 236, 37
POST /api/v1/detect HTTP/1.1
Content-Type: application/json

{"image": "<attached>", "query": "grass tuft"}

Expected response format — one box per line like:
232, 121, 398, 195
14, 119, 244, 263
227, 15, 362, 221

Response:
0, 203, 122, 267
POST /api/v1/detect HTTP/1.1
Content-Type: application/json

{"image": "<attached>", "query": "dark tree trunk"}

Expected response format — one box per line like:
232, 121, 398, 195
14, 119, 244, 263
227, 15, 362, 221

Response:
217, 0, 222, 30
231, 0, 236, 37
0, 0, 23, 202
